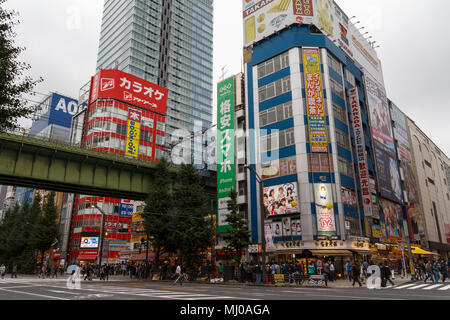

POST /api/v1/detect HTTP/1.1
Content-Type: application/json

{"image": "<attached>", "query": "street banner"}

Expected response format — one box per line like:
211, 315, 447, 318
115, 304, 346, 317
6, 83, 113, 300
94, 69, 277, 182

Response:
303, 47, 328, 153
125, 109, 142, 158
264, 224, 276, 252
217, 77, 235, 233
349, 87, 372, 217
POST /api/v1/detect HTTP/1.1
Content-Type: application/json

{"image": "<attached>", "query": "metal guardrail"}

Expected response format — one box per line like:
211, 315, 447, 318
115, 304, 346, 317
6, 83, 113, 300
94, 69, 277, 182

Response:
0, 128, 158, 169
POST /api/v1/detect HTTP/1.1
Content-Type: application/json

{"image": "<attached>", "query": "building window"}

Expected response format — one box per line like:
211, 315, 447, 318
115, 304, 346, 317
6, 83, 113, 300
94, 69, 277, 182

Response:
260, 128, 295, 153
259, 102, 293, 127
338, 157, 354, 178
333, 103, 347, 124
327, 53, 342, 77
259, 76, 291, 102
335, 129, 350, 150
330, 77, 344, 99
257, 51, 290, 79
345, 69, 355, 86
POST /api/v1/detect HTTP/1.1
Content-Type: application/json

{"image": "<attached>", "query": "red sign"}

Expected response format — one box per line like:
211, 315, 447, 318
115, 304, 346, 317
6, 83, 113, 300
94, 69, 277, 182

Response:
89, 69, 168, 115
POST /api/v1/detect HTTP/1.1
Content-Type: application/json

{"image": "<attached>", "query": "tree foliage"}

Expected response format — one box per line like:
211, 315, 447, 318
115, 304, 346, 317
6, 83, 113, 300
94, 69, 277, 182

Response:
0, 0, 43, 132
143, 162, 212, 268
222, 188, 251, 266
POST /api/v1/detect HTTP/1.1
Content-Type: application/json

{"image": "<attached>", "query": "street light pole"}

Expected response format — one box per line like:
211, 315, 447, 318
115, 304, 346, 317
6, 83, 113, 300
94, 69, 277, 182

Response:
89, 203, 106, 276
245, 165, 268, 284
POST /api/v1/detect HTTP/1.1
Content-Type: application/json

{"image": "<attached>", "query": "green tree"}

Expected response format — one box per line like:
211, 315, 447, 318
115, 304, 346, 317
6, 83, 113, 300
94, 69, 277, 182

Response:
0, 0, 42, 132
171, 164, 212, 268
30, 192, 59, 268
142, 158, 176, 266
222, 188, 251, 266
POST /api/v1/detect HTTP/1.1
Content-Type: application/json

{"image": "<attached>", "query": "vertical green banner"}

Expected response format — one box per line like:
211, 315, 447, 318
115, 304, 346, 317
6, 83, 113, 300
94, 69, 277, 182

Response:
217, 77, 235, 233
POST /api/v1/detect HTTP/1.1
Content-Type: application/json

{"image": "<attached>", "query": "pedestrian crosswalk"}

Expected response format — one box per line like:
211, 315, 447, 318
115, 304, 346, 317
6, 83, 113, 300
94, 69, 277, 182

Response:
393, 283, 450, 291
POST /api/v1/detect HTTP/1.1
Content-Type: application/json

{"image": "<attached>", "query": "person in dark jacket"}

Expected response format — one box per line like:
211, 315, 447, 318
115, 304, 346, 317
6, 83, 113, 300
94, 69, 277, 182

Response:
382, 262, 395, 287
351, 263, 362, 287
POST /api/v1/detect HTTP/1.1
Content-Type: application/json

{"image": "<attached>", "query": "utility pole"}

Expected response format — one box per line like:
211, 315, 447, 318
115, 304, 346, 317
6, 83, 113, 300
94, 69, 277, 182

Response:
245, 165, 269, 284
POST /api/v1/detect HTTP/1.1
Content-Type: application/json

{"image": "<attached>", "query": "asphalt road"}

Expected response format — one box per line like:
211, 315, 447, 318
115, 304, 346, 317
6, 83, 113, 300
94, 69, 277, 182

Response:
0, 276, 449, 301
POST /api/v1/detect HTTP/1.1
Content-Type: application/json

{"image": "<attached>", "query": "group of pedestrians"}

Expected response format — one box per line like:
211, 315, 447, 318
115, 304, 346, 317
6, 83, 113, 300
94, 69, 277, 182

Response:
418, 259, 449, 284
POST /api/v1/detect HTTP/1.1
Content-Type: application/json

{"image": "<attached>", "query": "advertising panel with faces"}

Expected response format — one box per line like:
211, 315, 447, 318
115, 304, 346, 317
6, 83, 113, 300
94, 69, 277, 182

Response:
263, 182, 299, 216
315, 183, 337, 233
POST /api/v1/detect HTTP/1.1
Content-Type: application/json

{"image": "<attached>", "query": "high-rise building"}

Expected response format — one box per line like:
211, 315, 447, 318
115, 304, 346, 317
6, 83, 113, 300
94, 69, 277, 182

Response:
96, 0, 214, 156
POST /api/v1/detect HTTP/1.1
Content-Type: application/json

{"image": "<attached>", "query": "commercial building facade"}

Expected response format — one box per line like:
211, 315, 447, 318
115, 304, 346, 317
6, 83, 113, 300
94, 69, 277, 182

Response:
96, 0, 214, 161
235, 0, 450, 272
67, 69, 168, 265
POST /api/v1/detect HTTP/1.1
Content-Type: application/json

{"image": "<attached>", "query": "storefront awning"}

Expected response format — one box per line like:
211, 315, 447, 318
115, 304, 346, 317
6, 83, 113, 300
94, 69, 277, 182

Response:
310, 250, 354, 256
409, 247, 435, 255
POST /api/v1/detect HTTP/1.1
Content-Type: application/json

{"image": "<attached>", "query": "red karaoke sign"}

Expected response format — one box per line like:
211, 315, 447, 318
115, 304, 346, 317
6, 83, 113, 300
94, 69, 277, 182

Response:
89, 69, 168, 115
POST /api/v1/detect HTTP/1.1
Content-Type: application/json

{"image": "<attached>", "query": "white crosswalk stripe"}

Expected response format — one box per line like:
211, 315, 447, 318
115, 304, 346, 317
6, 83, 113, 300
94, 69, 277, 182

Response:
407, 284, 429, 290
392, 283, 450, 291
423, 284, 443, 290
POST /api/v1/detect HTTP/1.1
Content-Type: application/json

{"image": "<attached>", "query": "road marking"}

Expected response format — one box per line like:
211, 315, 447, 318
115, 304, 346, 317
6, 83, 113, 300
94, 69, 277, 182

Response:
438, 285, 450, 291
394, 284, 416, 289
0, 287, 69, 300
407, 284, 429, 290
423, 284, 443, 290
48, 290, 81, 295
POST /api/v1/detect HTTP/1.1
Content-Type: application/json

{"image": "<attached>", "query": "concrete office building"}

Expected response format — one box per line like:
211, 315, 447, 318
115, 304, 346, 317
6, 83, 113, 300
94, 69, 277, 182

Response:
407, 118, 450, 257
96, 0, 214, 161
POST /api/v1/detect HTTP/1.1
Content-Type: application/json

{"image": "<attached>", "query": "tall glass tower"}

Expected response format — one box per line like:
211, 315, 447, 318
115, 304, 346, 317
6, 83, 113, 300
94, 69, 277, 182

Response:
96, 0, 214, 148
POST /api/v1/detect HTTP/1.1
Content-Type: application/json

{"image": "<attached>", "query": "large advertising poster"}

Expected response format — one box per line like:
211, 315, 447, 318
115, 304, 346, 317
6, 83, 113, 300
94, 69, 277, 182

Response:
217, 77, 235, 233
303, 47, 328, 153
315, 183, 336, 233
380, 199, 402, 242
349, 87, 373, 217
374, 142, 403, 203
243, 0, 314, 47
364, 72, 395, 151
125, 109, 142, 158
263, 182, 299, 216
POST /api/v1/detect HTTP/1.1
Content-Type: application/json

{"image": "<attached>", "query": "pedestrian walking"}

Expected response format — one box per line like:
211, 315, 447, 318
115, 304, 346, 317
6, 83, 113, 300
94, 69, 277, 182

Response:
382, 262, 395, 287
346, 261, 352, 282
323, 260, 330, 284
441, 260, 449, 283
432, 260, 441, 283
329, 261, 335, 282
424, 260, 435, 284
11, 264, 18, 278
351, 263, 362, 287
0, 264, 6, 279
218, 263, 224, 279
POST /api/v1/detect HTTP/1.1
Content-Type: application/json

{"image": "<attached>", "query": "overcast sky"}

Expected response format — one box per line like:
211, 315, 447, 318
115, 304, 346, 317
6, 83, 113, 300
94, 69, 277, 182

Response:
4, 0, 450, 155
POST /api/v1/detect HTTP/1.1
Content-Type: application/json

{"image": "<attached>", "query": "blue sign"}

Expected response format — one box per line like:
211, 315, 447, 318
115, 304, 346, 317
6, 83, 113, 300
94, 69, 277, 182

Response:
120, 202, 134, 217
49, 93, 83, 128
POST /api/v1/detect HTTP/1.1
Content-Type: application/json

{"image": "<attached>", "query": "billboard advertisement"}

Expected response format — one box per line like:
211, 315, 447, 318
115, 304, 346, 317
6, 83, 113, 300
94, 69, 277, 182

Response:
390, 103, 412, 162
119, 200, 134, 217
242, 0, 384, 84
243, 0, 314, 47
89, 69, 168, 115
264, 224, 276, 252
380, 199, 402, 242
217, 77, 235, 233
263, 182, 299, 216
374, 142, 403, 203
262, 156, 297, 180
80, 237, 100, 249
125, 109, 142, 158
364, 72, 395, 152
303, 47, 328, 153
315, 183, 336, 233
349, 87, 373, 217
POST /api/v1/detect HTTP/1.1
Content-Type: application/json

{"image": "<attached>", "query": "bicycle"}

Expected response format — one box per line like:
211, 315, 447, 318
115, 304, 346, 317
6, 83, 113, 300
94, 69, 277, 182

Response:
173, 273, 189, 285
288, 272, 307, 286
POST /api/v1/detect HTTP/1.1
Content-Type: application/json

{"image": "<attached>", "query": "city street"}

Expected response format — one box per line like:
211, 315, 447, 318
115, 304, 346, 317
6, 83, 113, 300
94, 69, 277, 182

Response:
0, 276, 449, 301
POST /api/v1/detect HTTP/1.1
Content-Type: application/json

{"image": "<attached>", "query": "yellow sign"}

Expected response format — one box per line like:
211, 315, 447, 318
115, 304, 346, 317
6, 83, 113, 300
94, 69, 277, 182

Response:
125, 109, 142, 158
303, 47, 328, 153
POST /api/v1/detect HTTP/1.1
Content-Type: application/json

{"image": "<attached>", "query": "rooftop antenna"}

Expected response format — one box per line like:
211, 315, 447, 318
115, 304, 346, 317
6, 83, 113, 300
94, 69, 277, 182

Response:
219, 65, 228, 82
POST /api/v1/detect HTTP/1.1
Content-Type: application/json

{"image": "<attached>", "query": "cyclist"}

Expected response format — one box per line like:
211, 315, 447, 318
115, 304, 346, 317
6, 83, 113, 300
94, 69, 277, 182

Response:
175, 263, 183, 286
